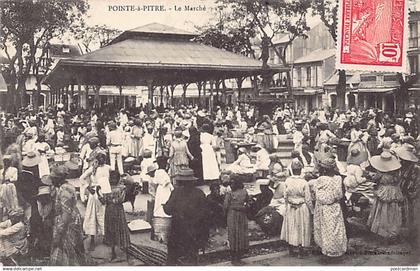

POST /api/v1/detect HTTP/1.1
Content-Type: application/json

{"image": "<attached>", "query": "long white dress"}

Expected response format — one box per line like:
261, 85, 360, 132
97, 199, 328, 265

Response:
200, 132, 220, 181
79, 165, 111, 236
280, 175, 313, 247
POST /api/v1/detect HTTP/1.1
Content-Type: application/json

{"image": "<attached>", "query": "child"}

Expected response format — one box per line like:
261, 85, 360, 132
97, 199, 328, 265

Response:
214, 130, 224, 167
100, 171, 131, 261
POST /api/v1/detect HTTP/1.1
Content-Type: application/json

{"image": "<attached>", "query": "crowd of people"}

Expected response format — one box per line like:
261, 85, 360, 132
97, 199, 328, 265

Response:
0, 102, 419, 265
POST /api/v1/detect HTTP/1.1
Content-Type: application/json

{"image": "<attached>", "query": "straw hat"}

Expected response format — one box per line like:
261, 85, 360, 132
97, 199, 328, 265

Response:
370, 152, 401, 172
175, 168, 197, 182
347, 149, 367, 166
395, 145, 419, 163
22, 151, 41, 167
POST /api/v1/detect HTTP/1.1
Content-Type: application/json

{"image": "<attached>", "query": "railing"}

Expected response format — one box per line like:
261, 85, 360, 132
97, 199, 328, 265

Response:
409, 37, 420, 48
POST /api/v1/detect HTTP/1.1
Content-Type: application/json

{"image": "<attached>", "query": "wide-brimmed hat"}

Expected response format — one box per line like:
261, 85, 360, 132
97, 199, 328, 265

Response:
395, 145, 419, 163
347, 148, 367, 166
370, 152, 401, 172
22, 151, 41, 167
175, 168, 197, 182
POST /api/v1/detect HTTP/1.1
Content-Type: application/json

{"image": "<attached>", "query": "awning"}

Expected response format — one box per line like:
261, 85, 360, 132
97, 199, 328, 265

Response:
350, 88, 395, 94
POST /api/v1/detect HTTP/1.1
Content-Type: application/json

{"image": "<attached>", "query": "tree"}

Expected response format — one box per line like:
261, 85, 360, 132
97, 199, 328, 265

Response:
69, 24, 121, 108
70, 23, 121, 54
0, 0, 88, 112
312, 0, 347, 110
195, 14, 257, 58
215, 0, 311, 94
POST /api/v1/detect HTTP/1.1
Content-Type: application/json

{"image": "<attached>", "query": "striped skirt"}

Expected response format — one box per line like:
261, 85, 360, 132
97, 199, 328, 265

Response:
103, 203, 131, 249
227, 209, 249, 252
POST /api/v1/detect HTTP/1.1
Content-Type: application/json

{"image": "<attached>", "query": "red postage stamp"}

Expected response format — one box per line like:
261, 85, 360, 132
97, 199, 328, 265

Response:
336, 0, 408, 72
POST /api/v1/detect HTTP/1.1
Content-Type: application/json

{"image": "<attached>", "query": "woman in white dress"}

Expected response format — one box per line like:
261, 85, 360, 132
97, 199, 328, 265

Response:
280, 160, 313, 257
200, 124, 220, 182
79, 152, 112, 251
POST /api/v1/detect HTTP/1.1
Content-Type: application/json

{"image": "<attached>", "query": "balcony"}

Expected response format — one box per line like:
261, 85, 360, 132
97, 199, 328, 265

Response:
409, 37, 420, 48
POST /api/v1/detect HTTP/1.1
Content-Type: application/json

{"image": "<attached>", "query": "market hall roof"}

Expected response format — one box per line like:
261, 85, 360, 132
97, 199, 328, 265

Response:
44, 23, 287, 88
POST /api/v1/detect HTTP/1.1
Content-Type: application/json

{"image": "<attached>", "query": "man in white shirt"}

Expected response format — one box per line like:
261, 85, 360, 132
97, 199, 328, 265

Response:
107, 122, 124, 175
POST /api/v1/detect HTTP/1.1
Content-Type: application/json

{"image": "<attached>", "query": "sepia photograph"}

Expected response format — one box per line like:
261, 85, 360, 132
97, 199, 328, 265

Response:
0, 0, 419, 268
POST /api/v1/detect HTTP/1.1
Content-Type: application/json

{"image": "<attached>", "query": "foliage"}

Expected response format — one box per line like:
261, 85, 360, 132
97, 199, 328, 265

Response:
195, 17, 257, 58
70, 23, 122, 53
0, 0, 88, 111
215, 0, 311, 61
311, 0, 338, 42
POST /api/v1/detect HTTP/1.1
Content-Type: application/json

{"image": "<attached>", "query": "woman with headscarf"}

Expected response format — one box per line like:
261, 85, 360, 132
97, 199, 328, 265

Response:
187, 126, 203, 183
224, 178, 249, 265
100, 171, 131, 261
200, 124, 220, 182
281, 160, 313, 258
309, 157, 347, 260
168, 127, 193, 181
79, 152, 112, 251
367, 151, 403, 243
49, 165, 88, 266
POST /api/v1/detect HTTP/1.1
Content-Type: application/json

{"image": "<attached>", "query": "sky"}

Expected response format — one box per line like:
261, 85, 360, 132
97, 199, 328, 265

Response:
84, 0, 219, 32
83, 0, 420, 34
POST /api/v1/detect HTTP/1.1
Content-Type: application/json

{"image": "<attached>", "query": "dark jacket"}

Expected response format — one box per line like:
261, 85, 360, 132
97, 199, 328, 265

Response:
163, 186, 209, 265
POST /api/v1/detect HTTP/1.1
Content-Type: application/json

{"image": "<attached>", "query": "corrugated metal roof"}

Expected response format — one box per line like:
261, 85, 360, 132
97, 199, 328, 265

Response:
294, 49, 335, 64
127, 23, 196, 36
61, 38, 266, 69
